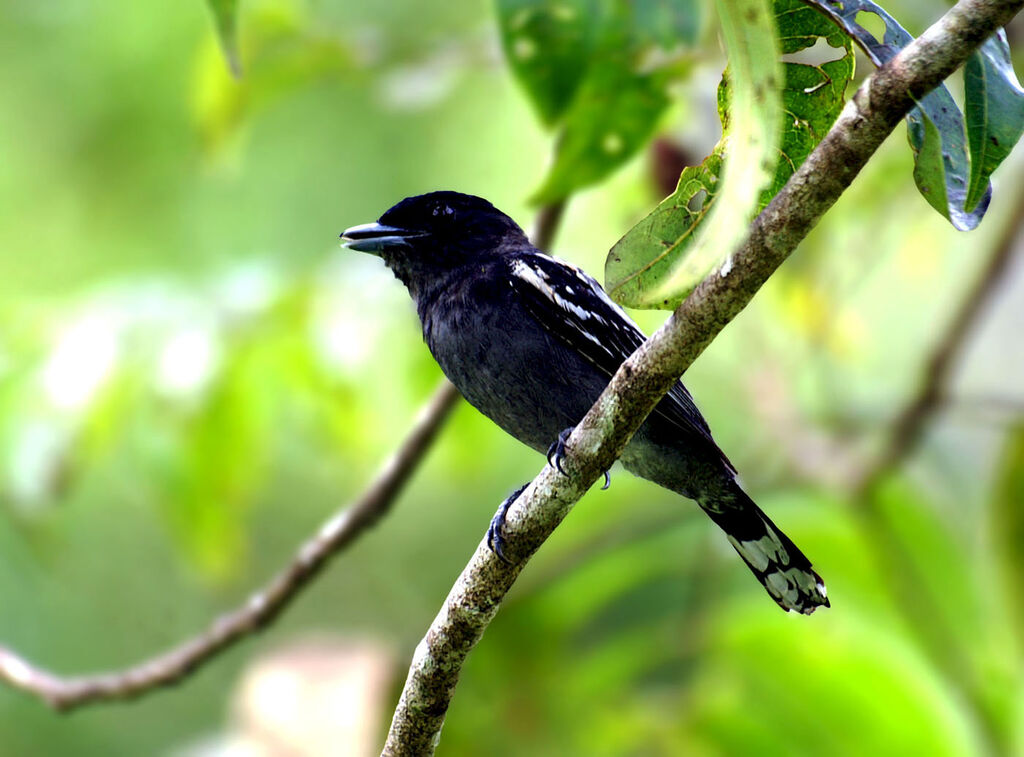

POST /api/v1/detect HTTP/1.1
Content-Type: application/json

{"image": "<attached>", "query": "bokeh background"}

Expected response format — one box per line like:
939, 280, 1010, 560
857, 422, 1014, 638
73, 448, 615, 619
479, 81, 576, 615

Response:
1, 0, 1023, 754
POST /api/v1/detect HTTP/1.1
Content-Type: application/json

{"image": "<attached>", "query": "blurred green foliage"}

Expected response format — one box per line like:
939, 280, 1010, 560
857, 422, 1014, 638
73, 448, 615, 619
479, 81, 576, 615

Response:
0, 0, 1022, 755
496, 0, 702, 203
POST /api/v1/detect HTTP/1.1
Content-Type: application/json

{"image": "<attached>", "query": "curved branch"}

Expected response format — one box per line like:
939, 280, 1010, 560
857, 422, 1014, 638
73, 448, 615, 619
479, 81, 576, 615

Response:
0, 379, 461, 711
382, 1, 1024, 754
0, 195, 573, 712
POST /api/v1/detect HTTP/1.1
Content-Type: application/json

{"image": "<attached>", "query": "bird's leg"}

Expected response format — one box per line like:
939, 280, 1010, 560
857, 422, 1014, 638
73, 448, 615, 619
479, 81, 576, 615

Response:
487, 483, 528, 564
547, 425, 611, 489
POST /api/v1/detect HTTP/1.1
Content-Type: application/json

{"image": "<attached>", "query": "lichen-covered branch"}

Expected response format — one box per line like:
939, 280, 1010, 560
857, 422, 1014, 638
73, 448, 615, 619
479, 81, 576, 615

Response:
0, 379, 461, 711
382, 1, 1024, 754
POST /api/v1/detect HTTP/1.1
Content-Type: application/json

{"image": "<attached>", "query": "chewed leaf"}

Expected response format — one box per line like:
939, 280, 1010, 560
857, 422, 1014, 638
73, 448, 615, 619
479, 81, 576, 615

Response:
767, 0, 854, 203
208, 0, 242, 77
605, 149, 727, 308
801, 0, 1023, 231
964, 32, 1024, 213
646, 0, 783, 307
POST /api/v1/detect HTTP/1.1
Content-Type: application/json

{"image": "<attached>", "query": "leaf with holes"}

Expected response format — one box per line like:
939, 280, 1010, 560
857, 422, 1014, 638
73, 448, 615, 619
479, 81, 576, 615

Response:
522, 0, 702, 204
605, 0, 784, 309
802, 0, 1023, 231
762, 0, 854, 203
208, 0, 241, 77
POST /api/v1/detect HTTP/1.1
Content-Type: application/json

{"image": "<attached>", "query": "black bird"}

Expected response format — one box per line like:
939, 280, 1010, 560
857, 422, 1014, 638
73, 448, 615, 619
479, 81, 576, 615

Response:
342, 191, 829, 614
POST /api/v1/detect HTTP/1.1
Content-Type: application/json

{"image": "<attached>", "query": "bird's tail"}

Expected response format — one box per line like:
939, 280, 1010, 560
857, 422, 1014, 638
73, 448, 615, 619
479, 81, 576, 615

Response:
699, 487, 829, 614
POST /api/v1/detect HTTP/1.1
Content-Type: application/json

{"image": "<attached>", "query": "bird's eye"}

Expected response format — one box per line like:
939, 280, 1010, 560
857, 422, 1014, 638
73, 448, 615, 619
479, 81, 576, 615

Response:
432, 204, 455, 218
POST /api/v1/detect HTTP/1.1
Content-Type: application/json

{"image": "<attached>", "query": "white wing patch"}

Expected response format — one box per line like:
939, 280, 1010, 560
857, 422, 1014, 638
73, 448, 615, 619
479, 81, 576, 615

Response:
510, 257, 640, 351
510, 258, 611, 346
510, 258, 549, 287
507, 252, 729, 470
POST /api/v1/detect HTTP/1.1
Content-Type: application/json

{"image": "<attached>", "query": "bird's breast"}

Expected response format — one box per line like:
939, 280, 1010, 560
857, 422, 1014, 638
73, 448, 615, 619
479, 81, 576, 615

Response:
420, 285, 607, 454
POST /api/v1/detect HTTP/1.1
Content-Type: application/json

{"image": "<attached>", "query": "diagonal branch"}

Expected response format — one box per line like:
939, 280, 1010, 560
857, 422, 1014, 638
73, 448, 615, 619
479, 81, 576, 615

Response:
381, 1, 1024, 754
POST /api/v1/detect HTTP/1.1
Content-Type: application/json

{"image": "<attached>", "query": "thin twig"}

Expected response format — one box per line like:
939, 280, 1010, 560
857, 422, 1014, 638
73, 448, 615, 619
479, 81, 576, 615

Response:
853, 186, 1024, 497
0, 379, 461, 710
531, 199, 566, 251
845, 183, 1024, 757
754, 175, 1024, 492
382, 2, 1024, 754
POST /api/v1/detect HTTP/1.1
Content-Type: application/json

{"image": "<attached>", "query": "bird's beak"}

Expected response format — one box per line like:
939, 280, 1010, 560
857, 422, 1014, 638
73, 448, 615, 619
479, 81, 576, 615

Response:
340, 222, 426, 254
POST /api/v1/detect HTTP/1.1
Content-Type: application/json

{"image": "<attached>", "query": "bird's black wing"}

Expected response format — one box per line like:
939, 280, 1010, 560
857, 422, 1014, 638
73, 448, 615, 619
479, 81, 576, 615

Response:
507, 251, 728, 460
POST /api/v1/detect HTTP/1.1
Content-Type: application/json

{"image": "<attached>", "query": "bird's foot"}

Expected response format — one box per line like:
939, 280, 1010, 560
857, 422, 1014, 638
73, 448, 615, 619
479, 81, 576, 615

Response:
487, 483, 528, 564
546, 426, 574, 475
546, 426, 611, 488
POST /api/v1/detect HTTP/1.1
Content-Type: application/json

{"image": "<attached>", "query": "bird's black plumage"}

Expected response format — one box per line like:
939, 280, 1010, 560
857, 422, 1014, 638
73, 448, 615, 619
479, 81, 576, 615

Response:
342, 191, 829, 614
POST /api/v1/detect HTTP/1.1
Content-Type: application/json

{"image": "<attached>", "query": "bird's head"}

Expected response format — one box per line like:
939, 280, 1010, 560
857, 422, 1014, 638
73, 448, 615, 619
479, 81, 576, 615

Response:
341, 191, 527, 295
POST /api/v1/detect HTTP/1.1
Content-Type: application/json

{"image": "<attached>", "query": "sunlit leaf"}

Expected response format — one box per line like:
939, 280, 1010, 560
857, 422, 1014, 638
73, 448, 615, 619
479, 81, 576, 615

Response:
191, 7, 354, 155
964, 32, 1024, 212
207, 0, 242, 77
605, 0, 782, 309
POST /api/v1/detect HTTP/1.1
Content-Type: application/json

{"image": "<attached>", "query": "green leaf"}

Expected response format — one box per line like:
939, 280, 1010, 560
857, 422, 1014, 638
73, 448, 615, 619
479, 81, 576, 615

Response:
800, 0, 1021, 231
906, 87, 989, 230
495, 0, 601, 126
767, 0, 854, 203
964, 32, 1024, 212
208, 0, 242, 77
517, 0, 702, 204
192, 8, 353, 155
605, 0, 784, 309
529, 60, 672, 204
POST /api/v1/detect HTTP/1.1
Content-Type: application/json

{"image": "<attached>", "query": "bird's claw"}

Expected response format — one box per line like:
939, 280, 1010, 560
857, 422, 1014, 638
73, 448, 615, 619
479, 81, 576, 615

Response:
546, 426, 574, 475
546, 426, 611, 489
487, 483, 527, 564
